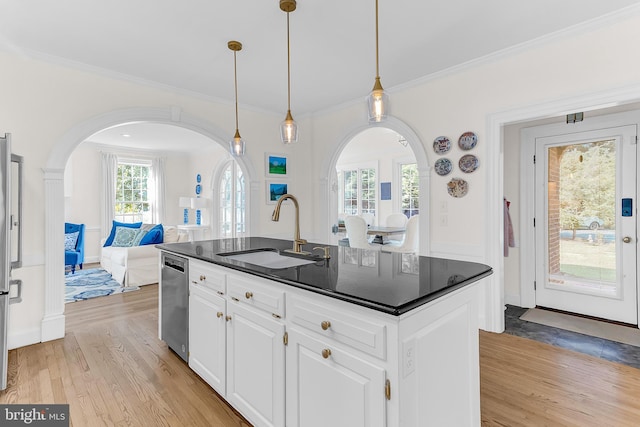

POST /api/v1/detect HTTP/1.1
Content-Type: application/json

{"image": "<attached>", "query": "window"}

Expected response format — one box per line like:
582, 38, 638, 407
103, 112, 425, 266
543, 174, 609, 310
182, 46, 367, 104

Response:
219, 160, 245, 237
338, 165, 377, 217
114, 160, 153, 223
400, 163, 419, 217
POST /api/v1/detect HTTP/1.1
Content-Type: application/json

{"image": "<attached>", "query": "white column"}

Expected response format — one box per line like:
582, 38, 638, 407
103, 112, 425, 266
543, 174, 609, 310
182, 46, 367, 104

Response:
41, 168, 65, 341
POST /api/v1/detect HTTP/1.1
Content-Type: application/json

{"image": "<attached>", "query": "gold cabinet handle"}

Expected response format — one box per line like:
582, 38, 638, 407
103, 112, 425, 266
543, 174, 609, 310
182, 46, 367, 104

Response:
216, 312, 224, 318
225, 315, 232, 322
321, 321, 331, 331
245, 291, 253, 299
321, 348, 332, 359
199, 275, 206, 281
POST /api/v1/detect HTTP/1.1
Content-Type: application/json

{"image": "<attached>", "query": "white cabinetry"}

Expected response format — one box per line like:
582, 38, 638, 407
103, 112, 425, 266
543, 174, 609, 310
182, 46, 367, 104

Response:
181, 255, 482, 427
188, 259, 227, 396
187, 260, 286, 427
286, 328, 386, 427
226, 302, 285, 427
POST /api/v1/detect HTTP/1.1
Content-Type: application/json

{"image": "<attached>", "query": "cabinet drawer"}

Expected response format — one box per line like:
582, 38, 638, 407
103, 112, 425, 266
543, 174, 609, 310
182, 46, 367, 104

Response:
227, 273, 286, 318
189, 259, 226, 295
289, 296, 387, 360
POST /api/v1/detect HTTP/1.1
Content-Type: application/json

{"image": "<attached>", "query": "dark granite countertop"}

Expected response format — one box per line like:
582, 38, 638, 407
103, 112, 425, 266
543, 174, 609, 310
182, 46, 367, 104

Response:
156, 237, 493, 316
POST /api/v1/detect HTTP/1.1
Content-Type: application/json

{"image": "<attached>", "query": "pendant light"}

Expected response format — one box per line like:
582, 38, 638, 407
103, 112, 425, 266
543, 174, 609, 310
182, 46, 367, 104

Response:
280, 0, 298, 144
367, 0, 389, 123
228, 40, 245, 156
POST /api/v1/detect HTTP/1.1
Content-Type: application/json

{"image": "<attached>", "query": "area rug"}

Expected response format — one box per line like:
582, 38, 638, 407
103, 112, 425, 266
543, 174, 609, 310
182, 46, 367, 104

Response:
520, 308, 640, 347
65, 268, 139, 303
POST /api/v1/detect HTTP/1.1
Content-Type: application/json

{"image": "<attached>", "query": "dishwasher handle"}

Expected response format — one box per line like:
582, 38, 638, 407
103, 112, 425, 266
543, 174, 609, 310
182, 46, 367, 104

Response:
163, 256, 186, 273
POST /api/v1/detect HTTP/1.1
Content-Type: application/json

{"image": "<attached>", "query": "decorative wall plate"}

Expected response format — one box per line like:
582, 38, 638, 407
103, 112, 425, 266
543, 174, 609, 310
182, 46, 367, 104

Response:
447, 177, 469, 198
458, 132, 478, 150
458, 154, 479, 173
434, 158, 453, 176
433, 136, 451, 154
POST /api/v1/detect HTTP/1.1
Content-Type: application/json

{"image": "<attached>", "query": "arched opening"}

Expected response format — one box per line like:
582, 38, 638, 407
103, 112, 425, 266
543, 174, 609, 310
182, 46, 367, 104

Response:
43, 107, 257, 341
320, 117, 430, 254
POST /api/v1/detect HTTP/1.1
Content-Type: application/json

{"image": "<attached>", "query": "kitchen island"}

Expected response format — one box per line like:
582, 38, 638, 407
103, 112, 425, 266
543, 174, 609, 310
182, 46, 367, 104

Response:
157, 237, 492, 427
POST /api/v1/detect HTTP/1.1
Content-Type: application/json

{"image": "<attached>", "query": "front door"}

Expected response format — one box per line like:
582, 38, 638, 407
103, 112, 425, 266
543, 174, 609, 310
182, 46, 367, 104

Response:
535, 125, 638, 324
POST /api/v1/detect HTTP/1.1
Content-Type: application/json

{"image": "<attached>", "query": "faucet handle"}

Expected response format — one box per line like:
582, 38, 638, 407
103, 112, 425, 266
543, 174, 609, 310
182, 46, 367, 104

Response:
313, 246, 331, 259
296, 238, 308, 245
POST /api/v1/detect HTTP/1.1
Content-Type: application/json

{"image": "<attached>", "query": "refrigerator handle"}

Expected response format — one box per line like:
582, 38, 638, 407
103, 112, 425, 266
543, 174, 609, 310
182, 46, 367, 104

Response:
11, 154, 23, 270
9, 279, 22, 304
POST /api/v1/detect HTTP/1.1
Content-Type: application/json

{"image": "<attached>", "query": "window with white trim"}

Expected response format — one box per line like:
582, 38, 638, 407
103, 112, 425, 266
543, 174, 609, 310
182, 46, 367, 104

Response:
114, 159, 154, 223
219, 160, 245, 237
399, 162, 419, 217
338, 163, 377, 217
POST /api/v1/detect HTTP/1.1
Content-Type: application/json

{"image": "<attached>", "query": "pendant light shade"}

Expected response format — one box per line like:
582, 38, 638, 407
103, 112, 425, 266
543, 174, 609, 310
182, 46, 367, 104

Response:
228, 40, 246, 156
280, 0, 298, 144
367, 0, 388, 123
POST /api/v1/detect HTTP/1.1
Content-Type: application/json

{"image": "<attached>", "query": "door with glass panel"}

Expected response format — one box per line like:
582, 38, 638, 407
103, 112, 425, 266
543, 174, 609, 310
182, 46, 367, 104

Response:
534, 125, 637, 324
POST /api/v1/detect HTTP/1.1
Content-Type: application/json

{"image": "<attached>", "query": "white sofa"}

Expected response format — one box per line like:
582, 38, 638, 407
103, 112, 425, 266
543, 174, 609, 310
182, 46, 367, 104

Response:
101, 225, 189, 287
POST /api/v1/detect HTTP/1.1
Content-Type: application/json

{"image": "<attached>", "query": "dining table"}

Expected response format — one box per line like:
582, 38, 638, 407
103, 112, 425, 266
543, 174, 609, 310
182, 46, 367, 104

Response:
336, 224, 406, 244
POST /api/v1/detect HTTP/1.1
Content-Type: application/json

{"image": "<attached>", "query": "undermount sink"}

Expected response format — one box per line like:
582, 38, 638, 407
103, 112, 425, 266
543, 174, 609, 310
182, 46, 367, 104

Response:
219, 249, 317, 269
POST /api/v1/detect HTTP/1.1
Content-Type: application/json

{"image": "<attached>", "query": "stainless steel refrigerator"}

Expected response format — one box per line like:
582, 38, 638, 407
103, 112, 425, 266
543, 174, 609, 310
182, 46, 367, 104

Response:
0, 133, 23, 391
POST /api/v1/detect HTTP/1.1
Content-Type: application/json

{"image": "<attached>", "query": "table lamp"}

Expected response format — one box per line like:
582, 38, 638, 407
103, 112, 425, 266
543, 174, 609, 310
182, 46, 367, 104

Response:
179, 197, 191, 225
191, 197, 209, 226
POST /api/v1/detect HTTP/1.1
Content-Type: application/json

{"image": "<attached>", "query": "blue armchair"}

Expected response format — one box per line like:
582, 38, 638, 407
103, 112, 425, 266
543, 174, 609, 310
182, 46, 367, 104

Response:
65, 222, 85, 274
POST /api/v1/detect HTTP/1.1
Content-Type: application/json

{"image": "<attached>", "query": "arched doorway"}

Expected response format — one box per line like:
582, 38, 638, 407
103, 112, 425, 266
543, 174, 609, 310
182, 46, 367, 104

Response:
42, 107, 257, 341
320, 117, 430, 254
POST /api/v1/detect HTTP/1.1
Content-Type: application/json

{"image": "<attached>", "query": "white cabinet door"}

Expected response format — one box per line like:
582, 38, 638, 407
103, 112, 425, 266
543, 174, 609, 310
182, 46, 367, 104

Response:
286, 328, 386, 427
188, 286, 226, 396
226, 302, 285, 427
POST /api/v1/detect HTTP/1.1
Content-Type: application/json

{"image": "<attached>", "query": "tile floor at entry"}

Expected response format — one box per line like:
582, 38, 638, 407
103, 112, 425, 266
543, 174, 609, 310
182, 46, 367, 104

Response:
504, 305, 640, 370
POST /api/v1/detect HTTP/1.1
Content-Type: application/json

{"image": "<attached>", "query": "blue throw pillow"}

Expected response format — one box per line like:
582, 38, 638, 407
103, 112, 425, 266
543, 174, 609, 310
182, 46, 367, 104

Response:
64, 231, 79, 251
139, 224, 164, 245
111, 226, 140, 247
103, 221, 142, 247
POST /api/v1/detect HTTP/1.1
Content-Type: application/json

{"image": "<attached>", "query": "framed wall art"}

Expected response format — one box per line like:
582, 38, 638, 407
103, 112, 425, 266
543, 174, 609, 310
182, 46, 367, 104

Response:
266, 181, 289, 204
266, 153, 288, 177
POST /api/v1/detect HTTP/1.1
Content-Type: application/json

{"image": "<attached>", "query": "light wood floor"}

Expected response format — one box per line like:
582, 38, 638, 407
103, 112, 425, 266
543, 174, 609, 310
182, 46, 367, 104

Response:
1, 285, 639, 426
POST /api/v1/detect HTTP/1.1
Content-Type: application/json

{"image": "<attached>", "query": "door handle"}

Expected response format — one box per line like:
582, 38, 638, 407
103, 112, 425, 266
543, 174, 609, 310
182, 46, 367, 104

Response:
623, 236, 632, 243
9, 279, 22, 304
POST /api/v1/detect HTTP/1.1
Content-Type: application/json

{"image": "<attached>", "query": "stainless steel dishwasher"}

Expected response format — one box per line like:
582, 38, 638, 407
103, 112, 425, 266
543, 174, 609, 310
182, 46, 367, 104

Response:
161, 252, 189, 362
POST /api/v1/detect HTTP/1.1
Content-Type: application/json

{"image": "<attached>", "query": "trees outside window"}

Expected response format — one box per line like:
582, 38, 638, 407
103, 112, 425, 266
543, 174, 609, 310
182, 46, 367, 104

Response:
339, 166, 377, 217
115, 161, 153, 223
400, 163, 419, 217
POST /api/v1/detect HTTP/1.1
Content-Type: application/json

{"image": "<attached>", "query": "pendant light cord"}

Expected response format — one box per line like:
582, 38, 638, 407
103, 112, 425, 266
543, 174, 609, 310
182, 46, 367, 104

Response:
287, 11, 291, 112
375, 0, 380, 80
234, 50, 239, 131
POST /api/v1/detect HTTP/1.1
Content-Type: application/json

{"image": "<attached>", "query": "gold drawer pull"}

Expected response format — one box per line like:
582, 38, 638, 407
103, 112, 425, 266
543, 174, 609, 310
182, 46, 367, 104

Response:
225, 315, 232, 322
245, 291, 253, 299
216, 312, 224, 318
321, 348, 332, 359
321, 321, 331, 331
199, 275, 206, 281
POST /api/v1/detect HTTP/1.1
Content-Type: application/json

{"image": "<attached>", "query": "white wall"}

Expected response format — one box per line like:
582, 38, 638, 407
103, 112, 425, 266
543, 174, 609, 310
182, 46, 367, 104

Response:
5, 10, 640, 347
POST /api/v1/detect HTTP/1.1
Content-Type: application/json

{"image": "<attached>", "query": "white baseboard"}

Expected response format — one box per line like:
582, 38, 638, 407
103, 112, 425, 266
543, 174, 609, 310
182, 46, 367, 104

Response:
8, 327, 42, 350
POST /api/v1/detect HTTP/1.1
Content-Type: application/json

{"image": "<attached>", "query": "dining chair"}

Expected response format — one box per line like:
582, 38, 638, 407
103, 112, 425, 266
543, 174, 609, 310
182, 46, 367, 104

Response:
360, 212, 375, 227
385, 213, 408, 228
344, 215, 381, 251
381, 214, 419, 253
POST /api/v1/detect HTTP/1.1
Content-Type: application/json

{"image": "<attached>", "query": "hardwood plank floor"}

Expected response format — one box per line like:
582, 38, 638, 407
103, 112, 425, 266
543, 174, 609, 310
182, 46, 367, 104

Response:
1, 285, 639, 426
